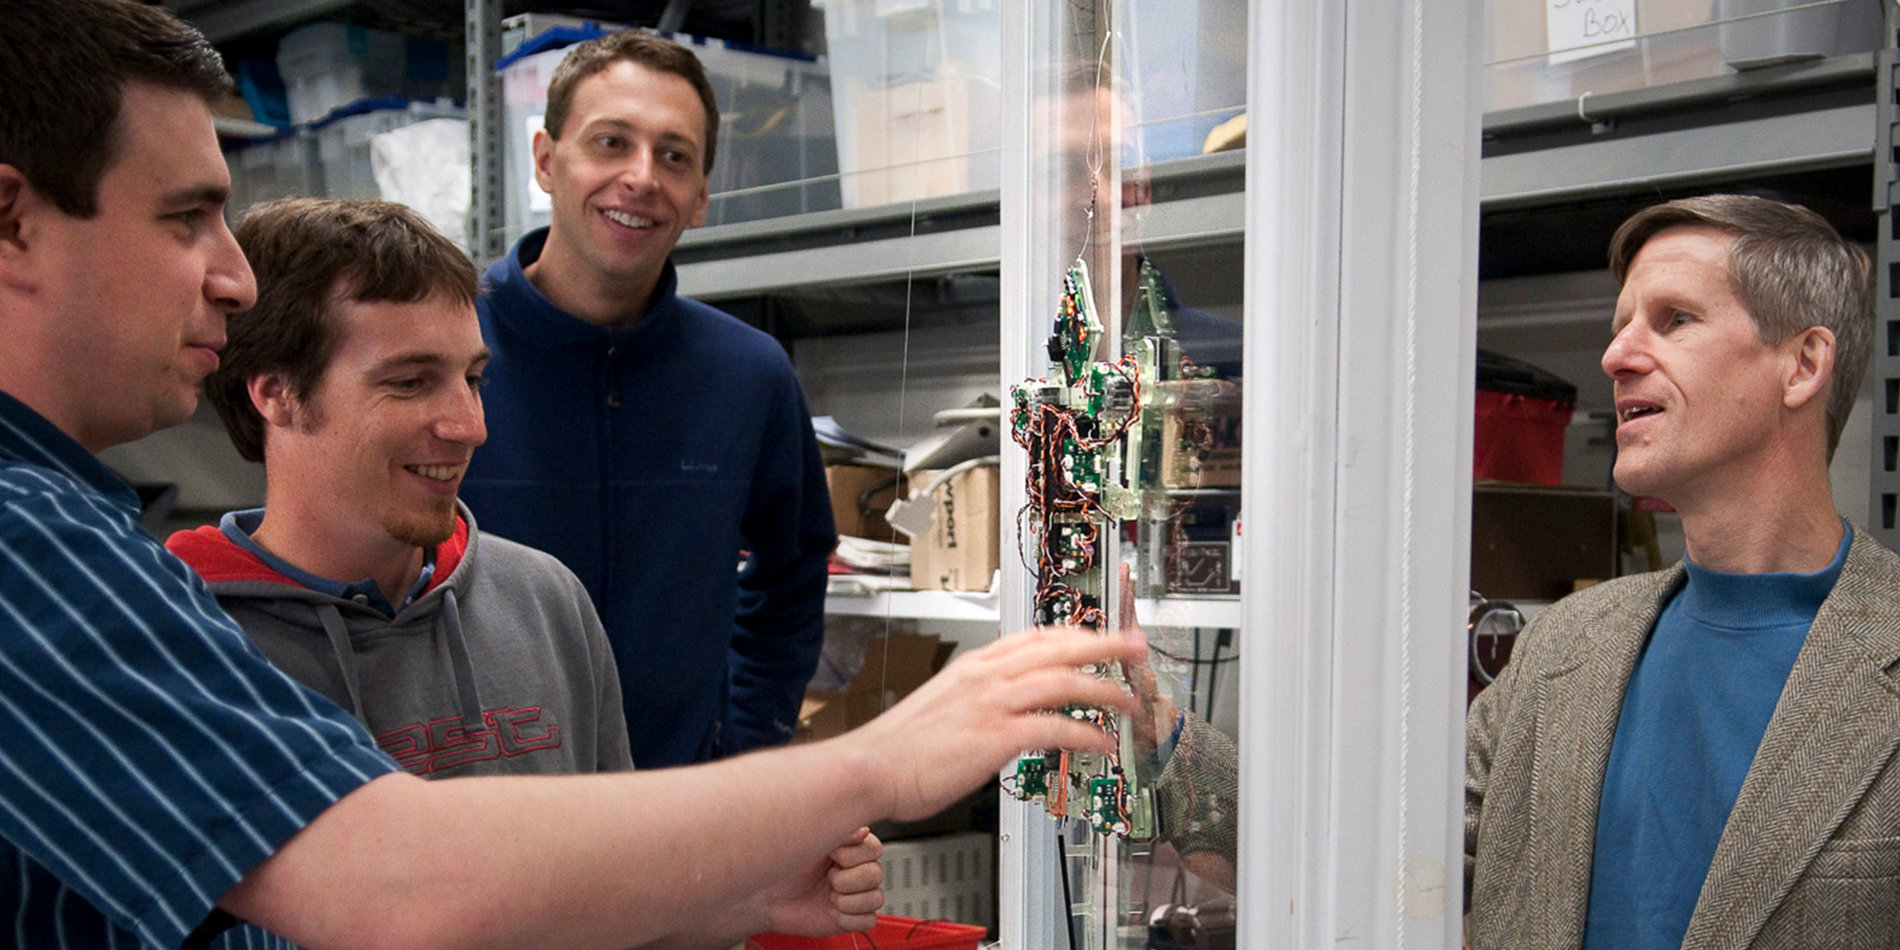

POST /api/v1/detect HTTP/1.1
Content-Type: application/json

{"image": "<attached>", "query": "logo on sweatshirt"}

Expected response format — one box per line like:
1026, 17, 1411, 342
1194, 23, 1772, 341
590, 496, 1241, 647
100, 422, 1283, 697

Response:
679, 460, 719, 474
377, 706, 562, 775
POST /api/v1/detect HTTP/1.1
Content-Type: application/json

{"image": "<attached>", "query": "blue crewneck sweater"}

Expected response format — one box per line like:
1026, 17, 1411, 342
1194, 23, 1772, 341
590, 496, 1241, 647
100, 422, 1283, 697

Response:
461, 229, 836, 767
1582, 525, 1851, 949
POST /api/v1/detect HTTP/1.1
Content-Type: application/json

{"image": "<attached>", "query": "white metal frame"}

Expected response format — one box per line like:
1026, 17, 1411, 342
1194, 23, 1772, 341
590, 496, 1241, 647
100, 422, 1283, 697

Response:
996, 1, 1066, 944
1238, 0, 1479, 946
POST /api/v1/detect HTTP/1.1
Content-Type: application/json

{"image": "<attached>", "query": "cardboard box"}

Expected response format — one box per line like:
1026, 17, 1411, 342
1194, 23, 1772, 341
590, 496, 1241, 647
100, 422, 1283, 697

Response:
795, 634, 951, 743
825, 464, 908, 541
845, 77, 983, 206
1157, 380, 1242, 489
1470, 484, 1617, 601
907, 466, 1000, 592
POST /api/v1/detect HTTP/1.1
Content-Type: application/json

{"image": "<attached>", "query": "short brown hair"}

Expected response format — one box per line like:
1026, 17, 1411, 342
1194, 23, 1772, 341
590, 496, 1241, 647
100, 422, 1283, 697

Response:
0, 0, 230, 218
1609, 194, 1873, 461
209, 199, 479, 462
542, 30, 720, 173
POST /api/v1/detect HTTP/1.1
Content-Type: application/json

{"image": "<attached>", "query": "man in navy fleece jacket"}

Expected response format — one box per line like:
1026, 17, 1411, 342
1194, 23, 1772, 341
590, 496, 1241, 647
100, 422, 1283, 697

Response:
460, 29, 835, 767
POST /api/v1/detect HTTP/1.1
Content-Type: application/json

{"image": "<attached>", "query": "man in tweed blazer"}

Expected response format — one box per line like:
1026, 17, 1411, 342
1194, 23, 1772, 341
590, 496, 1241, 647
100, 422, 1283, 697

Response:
1466, 194, 1891, 949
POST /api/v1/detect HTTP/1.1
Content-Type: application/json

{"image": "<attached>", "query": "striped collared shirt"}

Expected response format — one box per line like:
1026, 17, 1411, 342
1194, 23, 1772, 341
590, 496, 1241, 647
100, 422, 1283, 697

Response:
0, 389, 398, 948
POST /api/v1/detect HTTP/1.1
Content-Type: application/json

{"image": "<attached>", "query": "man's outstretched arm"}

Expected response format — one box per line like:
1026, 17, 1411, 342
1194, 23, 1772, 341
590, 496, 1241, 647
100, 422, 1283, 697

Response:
224, 626, 1137, 950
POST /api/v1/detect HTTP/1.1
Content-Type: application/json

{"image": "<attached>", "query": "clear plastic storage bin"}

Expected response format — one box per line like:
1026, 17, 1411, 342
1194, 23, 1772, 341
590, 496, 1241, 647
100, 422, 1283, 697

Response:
1485, 0, 1883, 114
276, 21, 456, 125
225, 131, 319, 220
817, 0, 1001, 208
312, 100, 467, 201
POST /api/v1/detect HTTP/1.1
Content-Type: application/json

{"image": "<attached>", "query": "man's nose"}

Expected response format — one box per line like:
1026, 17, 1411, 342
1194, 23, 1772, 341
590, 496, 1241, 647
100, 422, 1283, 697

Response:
439, 387, 487, 447
1601, 322, 1649, 378
208, 216, 258, 314
616, 150, 658, 192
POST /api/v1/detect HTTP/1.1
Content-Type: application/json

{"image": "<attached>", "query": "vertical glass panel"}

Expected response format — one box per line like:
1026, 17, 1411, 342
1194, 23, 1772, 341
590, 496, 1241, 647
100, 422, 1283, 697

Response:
1007, 2, 1243, 946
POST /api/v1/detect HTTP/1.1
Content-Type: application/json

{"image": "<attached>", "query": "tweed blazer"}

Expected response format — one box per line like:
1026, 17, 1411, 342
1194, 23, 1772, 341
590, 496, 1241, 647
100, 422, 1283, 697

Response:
1466, 527, 1900, 950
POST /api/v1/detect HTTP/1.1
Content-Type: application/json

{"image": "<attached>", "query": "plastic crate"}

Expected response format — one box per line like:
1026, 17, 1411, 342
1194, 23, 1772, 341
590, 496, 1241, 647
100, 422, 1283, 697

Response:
1484, 0, 1883, 113
226, 130, 319, 220
1474, 349, 1575, 486
818, 0, 999, 208
1717, 0, 1884, 70
312, 99, 466, 201
748, 915, 985, 950
276, 21, 455, 125
1474, 389, 1573, 485
877, 831, 992, 926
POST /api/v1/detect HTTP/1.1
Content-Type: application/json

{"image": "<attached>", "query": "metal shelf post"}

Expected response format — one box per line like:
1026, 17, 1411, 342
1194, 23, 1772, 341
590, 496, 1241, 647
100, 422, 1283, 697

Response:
1871, 10, 1900, 548
467, 0, 506, 263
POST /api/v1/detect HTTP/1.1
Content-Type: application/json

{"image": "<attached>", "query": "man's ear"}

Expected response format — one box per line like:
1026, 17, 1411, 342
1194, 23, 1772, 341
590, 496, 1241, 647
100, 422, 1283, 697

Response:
530, 127, 556, 195
0, 164, 38, 284
247, 372, 299, 429
1782, 325, 1836, 412
688, 182, 708, 229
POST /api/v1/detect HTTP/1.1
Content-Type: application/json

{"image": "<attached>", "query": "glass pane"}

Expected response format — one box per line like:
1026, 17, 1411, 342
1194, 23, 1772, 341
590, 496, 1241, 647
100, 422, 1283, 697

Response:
1005, 2, 1244, 945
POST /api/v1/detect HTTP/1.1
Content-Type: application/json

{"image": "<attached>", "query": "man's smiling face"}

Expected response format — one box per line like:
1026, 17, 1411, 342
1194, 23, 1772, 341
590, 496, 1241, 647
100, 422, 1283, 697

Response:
530, 59, 710, 303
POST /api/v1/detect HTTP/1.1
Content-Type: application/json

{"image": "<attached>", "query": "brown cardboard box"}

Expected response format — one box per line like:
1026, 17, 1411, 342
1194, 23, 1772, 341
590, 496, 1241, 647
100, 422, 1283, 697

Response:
1158, 379, 1242, 489
907, 465, 1000, 592
846, 77, 979, 206
1470, 483, 1617, 601
825, 464, 908, 541
795, 633, 949, 743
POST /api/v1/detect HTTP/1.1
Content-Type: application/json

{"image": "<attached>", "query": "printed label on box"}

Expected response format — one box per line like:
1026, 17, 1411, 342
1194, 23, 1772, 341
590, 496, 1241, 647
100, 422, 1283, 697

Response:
908, 466, 999, 592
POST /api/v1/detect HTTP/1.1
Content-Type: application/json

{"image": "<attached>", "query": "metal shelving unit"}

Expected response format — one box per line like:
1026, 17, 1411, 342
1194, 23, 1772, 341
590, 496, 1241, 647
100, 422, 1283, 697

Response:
1481, 52, 1879, 211
662, 53, 1876, 302
669, 150, 1246, 301
466, 0, 506, 263
1871, 9, 1900, 549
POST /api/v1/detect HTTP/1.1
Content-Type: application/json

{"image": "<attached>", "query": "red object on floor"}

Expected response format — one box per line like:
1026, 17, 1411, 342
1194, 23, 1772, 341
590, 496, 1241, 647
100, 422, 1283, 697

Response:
747, 915, 985, 950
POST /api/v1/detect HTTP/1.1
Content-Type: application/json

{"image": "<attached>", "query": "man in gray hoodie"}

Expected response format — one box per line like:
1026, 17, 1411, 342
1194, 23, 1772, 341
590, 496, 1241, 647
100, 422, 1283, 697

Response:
166, 197, 639, 783
167, 199, 888, 946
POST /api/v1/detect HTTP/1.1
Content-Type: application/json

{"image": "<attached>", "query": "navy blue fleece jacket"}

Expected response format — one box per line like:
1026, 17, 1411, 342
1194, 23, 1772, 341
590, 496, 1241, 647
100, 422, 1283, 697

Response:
462, 229, 836, 767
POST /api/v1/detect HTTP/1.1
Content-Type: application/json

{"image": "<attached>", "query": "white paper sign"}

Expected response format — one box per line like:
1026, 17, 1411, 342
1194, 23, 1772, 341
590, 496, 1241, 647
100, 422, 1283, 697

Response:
1546, 0, 1637, 65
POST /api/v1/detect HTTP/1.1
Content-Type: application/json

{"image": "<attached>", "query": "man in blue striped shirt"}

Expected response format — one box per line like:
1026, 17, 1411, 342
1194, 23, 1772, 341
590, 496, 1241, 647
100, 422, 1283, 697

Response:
0, 3, 1139, 946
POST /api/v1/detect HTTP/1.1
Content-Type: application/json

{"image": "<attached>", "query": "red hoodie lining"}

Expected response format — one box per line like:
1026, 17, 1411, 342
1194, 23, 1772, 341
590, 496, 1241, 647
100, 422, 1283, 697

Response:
166, 516, 469, 592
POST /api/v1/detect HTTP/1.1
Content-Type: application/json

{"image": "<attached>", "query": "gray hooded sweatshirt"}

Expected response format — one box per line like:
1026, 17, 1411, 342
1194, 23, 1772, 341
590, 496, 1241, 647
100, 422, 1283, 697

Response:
167, 505, 634, 777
